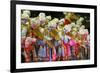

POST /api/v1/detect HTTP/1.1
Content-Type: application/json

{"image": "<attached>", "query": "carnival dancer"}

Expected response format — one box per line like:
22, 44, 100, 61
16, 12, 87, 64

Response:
57, 43, 65, 61
24, 32, 37, 62
38, 45, 47, 61
61, 33, 71, 60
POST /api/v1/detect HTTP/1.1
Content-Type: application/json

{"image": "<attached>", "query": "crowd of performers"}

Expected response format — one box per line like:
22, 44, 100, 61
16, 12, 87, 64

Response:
21, 10, 90, 63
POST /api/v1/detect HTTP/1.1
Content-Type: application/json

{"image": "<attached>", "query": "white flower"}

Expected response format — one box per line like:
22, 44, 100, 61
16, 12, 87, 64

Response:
58, 18, 64, 25
53, 18, 59, 23
80, 25, 85, 29
70, 22, 75, 27
79, 29, 84, 34
39, 13, 46, 25
65, 16, 69, 19
63, 24, 72, 33
39, 13, 45, 17
21, 10, 30, 19
79, 17, 84, 21
23, 10, 30, 16
76, 17, 84, 25
31, 18, 36, 24
63, 22, 75, 33
59, 18, 64, 22
39, 13, 46, 21
79, 28, 88, 35
21, 13, 29, 19
75, 24, 80, 28
30, 18, 40, 28
46, 16, 52, 21
47, 18, 59, 28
